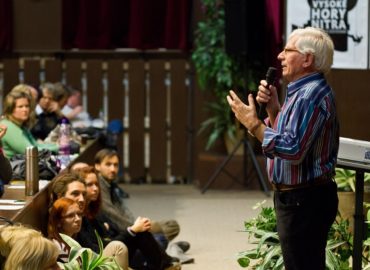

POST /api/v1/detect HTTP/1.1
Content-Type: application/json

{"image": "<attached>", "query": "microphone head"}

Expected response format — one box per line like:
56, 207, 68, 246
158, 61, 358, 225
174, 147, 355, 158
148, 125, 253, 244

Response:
266, 67, 277, 85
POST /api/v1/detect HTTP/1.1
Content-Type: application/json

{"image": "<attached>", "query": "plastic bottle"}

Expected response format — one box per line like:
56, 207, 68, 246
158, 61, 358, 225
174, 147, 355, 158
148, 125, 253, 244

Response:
58, 117, 71, 169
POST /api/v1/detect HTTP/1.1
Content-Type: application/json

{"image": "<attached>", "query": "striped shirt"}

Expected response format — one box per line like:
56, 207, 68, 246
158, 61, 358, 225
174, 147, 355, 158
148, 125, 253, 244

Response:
262, 72, 339, 185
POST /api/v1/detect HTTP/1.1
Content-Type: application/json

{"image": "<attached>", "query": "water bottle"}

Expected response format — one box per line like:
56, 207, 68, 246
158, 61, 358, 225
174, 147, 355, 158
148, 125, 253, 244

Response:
25, 146, 39, 196
58, 117, 71, 169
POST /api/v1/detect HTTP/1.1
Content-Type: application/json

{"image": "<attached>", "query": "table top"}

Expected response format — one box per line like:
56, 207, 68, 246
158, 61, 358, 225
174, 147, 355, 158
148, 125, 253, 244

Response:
337, 158, 370, 172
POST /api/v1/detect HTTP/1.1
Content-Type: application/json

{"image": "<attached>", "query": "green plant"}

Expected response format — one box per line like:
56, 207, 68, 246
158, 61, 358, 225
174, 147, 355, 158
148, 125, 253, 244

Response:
191, 0, 258, 150
335, 168, 370, 192
58, 232, 121, 270
237, 202, 362, 269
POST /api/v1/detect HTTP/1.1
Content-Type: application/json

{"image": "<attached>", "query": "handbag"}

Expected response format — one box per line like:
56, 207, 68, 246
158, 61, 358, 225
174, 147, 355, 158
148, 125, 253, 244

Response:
10, 149, 60, 180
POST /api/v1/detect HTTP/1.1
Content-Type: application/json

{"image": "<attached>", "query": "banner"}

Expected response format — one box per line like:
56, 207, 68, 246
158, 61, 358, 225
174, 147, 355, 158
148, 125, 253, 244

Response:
286, 0, 369, 69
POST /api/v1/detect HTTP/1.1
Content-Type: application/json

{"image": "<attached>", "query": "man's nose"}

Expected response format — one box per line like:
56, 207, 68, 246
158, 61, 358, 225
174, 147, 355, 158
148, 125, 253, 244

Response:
78, 194, 84, 202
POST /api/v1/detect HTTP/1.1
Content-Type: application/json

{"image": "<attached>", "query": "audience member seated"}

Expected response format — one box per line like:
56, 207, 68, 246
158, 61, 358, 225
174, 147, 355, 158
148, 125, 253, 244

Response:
31, 82, 63, 140
0, 124, 12, 186
0, 224, 60, 270
0, 85, 59, 158
53, 82, 72, 112
94, 149, 183, 244
49, 172, 130, 270
62, 88, 91, 128
73, 166, 179, 270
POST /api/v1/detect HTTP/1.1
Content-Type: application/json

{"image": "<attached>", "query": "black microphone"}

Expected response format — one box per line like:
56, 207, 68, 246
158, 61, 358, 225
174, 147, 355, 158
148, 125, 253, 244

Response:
258, 67, 277, 119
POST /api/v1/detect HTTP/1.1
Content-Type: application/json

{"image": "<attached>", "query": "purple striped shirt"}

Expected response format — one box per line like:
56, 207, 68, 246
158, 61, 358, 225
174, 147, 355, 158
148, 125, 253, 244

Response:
262, 72, 339, 185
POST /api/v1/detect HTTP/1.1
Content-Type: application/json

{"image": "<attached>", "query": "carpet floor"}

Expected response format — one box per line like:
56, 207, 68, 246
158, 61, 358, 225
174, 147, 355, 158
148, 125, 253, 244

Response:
123, 184, 273, 270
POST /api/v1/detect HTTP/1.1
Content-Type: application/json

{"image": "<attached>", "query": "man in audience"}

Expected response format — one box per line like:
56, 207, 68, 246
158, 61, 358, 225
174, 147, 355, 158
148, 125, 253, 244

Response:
31, 82, 63, 140
62, 88, 91, 128
94, 148, 191, 258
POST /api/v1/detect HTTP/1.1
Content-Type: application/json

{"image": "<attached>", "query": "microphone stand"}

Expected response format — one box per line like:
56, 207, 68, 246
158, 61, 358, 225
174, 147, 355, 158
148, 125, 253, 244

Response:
201, 61, 270, 196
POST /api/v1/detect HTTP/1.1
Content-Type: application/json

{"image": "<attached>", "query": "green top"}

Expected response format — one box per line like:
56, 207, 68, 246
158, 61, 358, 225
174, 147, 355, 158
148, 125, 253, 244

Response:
0, 118, 59, 158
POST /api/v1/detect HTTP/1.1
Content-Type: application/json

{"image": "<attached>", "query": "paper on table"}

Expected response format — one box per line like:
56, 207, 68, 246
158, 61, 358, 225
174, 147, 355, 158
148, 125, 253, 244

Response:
7, 185, 25, 189
0, 205, 24, 210
7, 180, 49, 190
0, 199, 26, 205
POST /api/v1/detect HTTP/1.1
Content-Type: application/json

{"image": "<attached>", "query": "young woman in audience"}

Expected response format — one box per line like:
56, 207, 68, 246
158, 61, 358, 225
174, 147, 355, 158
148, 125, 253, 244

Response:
48, 196, 129, 270
74, 166, 180, 270
47, 197, 83, 263
0, 84, 58, 158
0, 224, 60, 270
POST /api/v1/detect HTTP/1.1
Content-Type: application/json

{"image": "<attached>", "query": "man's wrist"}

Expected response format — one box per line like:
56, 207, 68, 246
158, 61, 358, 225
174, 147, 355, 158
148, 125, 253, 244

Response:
248, 120, 262, 136
127, 226, 136, 236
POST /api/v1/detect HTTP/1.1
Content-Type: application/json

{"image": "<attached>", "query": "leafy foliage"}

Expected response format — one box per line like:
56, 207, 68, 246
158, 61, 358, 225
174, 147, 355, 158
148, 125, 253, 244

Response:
335, 168, 370, 192
191, 0, 259, 150
237, 202, 370, 269
58, 232, 121, 270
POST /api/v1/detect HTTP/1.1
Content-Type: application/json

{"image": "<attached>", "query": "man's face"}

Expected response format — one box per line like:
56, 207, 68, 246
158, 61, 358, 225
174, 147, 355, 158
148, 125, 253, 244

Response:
277, 36, 310, 82
39, 89, 54, 110
95, 155, 119, 183
63, 181, 86, 211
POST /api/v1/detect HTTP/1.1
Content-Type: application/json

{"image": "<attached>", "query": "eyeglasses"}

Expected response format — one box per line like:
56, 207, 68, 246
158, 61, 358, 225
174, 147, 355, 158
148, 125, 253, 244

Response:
62, 212, 83, 219
283, 47, 302, 54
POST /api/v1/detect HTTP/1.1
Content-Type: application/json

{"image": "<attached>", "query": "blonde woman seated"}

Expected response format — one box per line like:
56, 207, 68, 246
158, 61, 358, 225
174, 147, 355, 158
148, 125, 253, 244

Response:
48, 196, 129, 270
0, 224, 60, 270
0, 84, 59, 158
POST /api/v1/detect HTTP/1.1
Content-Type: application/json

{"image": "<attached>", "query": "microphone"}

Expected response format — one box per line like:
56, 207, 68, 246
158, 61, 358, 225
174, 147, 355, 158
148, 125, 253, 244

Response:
258, 67, 277, 119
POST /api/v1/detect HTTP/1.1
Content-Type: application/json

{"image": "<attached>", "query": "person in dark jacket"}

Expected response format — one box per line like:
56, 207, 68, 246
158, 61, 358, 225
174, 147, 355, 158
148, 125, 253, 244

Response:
74, 166, 179, 270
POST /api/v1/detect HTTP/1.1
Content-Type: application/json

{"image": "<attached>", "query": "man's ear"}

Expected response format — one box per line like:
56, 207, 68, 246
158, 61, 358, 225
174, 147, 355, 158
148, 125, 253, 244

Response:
303, 53, 314, 68
95, 163, 100, 171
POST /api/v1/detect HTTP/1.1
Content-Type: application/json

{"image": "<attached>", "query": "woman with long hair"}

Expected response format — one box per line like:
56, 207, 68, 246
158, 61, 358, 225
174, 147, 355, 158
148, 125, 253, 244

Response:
48, 197, 130, 269
74, 166, 180, 270
0, 84, 58, 158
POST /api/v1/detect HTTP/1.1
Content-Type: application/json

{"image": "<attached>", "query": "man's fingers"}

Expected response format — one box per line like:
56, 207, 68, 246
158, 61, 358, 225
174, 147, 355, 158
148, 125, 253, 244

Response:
248, 94, 255, 109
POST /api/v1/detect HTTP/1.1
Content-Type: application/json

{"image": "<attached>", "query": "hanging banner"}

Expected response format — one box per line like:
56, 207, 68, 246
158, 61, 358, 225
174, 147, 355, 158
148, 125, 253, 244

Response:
286, 0, 369, 69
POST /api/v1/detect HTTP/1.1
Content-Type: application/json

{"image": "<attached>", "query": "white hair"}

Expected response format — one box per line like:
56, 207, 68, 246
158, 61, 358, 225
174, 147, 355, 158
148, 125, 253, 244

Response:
289, 27, 334, 74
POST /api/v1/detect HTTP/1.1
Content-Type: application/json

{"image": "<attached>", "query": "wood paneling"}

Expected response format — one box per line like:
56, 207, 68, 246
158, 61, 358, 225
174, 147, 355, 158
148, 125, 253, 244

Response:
24, 60, 40, 86
86, 60, 103, 118
170, 60, 188, 177
3, 59, 19, 94
45, 59, 62, 83
149, 60, 167, 180
127, 59, 145, 179
65, 59, 82, 90
0, 52, 192, 183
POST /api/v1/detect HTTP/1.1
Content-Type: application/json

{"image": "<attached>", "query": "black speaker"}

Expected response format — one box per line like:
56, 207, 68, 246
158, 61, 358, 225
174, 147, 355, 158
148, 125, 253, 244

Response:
224, 0, 266, 61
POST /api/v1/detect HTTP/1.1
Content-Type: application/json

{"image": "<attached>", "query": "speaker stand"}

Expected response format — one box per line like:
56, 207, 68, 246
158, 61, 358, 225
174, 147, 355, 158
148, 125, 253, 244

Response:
201, 130, 270, 196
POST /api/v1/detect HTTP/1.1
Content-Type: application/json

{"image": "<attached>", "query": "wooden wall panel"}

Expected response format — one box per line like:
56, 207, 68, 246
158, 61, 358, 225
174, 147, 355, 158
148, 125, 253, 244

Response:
107, 60, 125, 162
149, 60, 167, 180
3, 59, 19, 94
65, 60, 82, 90
107, 60, 124, 120
45, 59, 62, 83
328, 69, 370, 141
170, 59, 188, 177
127, 59, 145, 179
13, 0, 61, 50
86, 60, 103, 118
24, 60, 40, 86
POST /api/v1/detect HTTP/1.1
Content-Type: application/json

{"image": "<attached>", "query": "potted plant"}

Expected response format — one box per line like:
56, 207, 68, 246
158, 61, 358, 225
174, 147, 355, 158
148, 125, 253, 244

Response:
236, 202, 357, 269
335, 168, 370, 232
58, 232, 121, 270
191, 0, 258, 151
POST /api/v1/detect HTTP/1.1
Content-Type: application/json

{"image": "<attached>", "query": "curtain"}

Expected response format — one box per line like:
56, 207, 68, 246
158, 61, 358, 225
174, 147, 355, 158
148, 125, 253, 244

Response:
265, 0, 284, 68
62, 0, 191, 51
0, 0, 12, 52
